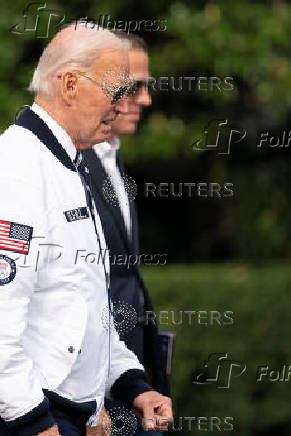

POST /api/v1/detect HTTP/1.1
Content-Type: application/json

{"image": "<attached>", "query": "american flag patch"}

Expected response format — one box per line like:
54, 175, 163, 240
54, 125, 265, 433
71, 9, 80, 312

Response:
0, 220, 33, 255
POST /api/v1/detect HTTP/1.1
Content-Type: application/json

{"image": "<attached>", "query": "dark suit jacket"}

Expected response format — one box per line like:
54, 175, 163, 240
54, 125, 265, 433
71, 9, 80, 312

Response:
82, 148, 169, 396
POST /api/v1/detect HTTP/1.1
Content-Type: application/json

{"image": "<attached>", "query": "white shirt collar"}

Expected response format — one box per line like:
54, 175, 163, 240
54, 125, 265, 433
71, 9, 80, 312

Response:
31, 103, 77, 162
93, 137, 120, 160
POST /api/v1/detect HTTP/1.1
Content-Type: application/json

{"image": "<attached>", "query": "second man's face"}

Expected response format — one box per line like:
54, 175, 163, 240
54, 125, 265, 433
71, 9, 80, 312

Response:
110, 48, 152, 137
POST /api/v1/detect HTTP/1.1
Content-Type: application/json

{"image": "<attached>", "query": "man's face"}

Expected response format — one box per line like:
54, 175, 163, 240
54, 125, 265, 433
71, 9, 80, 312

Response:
110, 48, 151, 136
68, 49, 130, 148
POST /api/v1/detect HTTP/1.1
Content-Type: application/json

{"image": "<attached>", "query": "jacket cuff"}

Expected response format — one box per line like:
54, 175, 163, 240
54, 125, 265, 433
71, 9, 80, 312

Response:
111, 369, 154, 409
5, 397, 56, 436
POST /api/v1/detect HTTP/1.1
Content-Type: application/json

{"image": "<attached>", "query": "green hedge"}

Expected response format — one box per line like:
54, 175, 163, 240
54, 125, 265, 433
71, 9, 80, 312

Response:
142, 264, 291, 435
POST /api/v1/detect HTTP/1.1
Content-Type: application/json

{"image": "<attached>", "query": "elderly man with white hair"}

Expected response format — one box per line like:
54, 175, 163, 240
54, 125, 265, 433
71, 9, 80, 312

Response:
0, 24, 172, 436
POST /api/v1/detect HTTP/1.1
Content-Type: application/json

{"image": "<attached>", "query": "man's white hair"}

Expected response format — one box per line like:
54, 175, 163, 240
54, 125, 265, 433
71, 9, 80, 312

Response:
29, 23, 130, 98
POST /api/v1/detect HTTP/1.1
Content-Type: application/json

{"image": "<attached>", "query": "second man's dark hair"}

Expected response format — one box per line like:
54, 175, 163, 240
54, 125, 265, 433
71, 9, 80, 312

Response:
111, 31, 148, 52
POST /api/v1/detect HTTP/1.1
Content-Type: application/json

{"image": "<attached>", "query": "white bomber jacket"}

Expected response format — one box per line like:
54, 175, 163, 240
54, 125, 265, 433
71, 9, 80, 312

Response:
0, 105, 151, 436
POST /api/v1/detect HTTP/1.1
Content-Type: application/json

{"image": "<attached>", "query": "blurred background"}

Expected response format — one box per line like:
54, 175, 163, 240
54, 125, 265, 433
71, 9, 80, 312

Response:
1, 0, 291, 434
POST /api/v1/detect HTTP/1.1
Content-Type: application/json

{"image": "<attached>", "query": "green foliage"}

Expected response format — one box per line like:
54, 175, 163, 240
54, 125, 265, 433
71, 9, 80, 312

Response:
1, 1, 290, 260
1, 1, 291, 137
143, 264, 291, 435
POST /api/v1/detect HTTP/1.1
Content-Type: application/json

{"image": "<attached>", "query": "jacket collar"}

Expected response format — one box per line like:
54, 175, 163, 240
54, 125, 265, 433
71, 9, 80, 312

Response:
15, 105, 77, 172
31, 103, 77, 163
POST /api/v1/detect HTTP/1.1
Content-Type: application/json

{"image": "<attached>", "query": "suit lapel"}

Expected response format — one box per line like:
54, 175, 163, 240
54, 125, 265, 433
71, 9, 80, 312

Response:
130, 201, 139, 255
116, 151, 137, 253
83, 148, 131, 253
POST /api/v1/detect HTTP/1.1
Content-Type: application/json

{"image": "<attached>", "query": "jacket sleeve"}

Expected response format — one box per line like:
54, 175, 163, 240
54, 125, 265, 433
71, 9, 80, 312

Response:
0, 174, 55, 436
105, 325, 154, 409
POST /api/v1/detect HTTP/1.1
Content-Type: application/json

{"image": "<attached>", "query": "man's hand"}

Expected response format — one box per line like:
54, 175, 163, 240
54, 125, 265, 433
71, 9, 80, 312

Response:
133, 391, 173, 432
86, 407, 111, 436
37, 425, 61, 435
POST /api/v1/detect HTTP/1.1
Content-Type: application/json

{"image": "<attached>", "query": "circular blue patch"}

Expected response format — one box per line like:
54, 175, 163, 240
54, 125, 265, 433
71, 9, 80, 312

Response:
0, 255, 16, 286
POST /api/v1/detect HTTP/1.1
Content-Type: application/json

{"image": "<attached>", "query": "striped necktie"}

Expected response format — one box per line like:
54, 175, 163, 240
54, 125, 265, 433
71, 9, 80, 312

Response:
74, 151, 95, 218
74, 151, 110, 290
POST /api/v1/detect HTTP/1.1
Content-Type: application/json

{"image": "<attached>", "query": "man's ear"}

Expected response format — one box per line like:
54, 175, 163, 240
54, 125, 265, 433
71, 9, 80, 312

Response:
60, 72, 78, 103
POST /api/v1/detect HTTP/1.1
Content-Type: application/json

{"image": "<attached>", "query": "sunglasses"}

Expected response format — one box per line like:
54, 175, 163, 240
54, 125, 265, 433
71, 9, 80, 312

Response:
57, 70, 132, 104
127, 80, 149, 96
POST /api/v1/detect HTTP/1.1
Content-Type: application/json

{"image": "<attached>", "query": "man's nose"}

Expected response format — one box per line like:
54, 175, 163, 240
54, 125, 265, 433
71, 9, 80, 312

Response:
114, 97, 129, 113
136, 87, 152, 107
